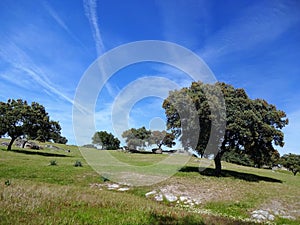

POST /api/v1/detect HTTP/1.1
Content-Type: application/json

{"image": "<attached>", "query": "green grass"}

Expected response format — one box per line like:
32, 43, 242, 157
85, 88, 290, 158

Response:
109, 150, 168, 166
0, 141, 299, 224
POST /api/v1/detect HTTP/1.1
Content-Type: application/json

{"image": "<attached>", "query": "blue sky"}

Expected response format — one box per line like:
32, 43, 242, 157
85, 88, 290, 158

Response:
0, 0, 299, 155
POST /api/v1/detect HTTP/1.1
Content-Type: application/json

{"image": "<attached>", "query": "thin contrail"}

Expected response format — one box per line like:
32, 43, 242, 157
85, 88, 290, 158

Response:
43, 0, 88, 50
83, 0, 105, 56
0, 41, 89, 114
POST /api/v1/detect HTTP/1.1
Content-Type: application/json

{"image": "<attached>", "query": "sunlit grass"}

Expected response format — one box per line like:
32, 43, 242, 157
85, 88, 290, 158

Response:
0, 141, 299, 224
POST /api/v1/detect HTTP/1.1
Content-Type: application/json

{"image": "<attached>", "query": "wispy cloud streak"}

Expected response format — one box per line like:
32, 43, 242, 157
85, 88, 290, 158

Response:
43, 1, 87, 50
0, 40, 88, 114
83, 0, 105, 56
200, 1, 300, 60
0, 41, 73, 104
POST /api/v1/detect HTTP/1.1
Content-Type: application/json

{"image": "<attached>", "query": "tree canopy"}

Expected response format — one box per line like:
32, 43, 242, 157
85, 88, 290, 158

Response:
149, 130, 176, 149
122, 127, 151, 150
0, 99, 67, 150
163, 82, 288, 176
279, 153, 300, 176
92, 131, 120, 150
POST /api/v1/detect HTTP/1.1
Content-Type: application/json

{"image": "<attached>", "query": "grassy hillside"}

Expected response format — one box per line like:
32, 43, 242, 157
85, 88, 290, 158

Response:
0, 141, 299, 224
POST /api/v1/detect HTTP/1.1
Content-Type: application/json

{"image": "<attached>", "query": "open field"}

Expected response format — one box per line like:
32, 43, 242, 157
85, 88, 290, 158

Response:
0, 141, 299, 224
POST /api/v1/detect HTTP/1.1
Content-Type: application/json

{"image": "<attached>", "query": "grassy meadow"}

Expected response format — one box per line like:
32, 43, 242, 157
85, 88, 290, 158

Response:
0, 140, 299, 225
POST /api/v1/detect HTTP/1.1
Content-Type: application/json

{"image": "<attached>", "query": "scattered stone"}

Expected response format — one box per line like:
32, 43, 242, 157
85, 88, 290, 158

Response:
1, 142, 9, 146
107, 184, 120, 190
146, 189, 201, 208
118, 187, 130, 192
186, 199, 193, 204
251, 209, 275, 222
281, 215, 296, 220
90, 183, 130, 192
164, 193, 177, 202
145, 190, 157, 198
179, 196, 188, 202
25, 142, 40, 150
194, 200, 200, 205
152, 148, 162, 154
154, 194, 163, 201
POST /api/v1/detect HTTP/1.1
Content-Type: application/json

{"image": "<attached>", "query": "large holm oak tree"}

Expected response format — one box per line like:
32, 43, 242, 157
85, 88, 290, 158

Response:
0, 99, 67, 150
163, 82, 288, 176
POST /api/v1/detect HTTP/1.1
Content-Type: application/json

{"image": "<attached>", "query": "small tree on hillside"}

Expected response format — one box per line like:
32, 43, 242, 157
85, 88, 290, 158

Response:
0, 99, 67, 150
92, 131, 120, 150
279, 153, 300, 176
122, 127, 151, 150
149, 130, 176, 149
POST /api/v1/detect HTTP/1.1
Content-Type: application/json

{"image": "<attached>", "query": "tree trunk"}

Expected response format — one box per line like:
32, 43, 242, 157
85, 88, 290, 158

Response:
7, 137, 17, 151
292, 169, 298, 176
22, 140, 28, 148
214, 152, 222, 177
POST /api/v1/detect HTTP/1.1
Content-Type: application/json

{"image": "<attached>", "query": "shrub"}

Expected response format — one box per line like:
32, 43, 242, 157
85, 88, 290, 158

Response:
49, 160, 57, 166
5, 180, 11, 186
223, 150, 254, 167
74, 160, 83, 167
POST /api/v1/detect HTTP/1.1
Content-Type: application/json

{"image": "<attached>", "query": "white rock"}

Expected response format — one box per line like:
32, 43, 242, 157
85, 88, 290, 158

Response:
154, 194, 163, 201
251, 209, 275, 222
179, 196, 188, 202
186, 199, 193, 204
145, 190, 157, 197
268, 214, 275, 221
107, 184, 119, 189
164, 193, 177, 202
252, 213, 266, 221
118, 187, 130, 191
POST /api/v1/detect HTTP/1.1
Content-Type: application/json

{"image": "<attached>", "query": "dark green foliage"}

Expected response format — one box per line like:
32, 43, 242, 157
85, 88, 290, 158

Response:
100, 175, 110, 182
0, 99, 67, 150
53, 136, 68, 144
92, 131, 120, 150
223, 150, 254, 167
5, 179, 11, 186
49, 160, 57, 166
149, 130, 176, 149
163, 82, 288, 176
122, 126, 151, 150
279, 153, 300, 175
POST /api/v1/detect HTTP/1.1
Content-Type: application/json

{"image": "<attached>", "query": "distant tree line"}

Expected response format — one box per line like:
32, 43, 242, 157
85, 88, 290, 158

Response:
121, 127, 175, 150
90, 127, 175, 152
